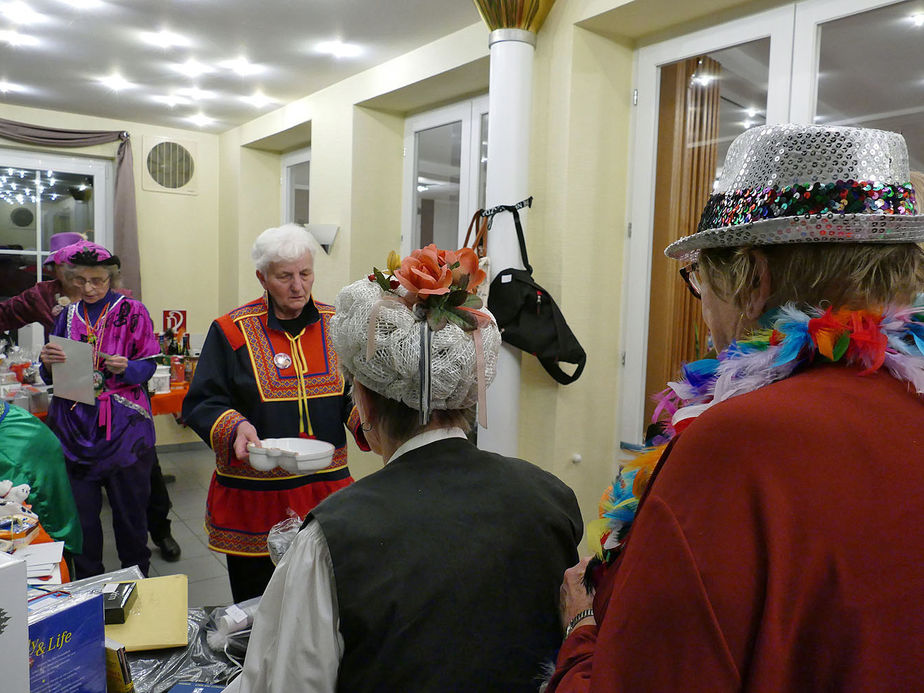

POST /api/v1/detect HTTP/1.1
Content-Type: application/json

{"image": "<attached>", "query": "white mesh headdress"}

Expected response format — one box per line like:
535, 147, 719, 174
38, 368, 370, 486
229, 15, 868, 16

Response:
331, 278, 500, 412
666, 124, 924, 261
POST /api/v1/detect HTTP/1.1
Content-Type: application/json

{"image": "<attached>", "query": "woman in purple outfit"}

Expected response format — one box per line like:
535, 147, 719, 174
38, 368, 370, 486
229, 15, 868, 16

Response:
39, 241, 161, 578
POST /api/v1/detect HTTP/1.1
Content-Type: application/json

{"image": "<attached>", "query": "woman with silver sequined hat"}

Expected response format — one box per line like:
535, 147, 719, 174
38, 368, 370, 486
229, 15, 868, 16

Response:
225, 244, 582, 693
551, 124, 924, 691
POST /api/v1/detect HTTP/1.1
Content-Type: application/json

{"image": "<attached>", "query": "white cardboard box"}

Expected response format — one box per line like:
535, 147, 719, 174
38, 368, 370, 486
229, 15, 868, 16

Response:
0, 552, 29, 693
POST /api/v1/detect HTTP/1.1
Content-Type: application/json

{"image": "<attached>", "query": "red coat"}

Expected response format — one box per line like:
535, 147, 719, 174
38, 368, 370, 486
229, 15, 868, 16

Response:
551, 366, 924, 692
0, 279, 61, 334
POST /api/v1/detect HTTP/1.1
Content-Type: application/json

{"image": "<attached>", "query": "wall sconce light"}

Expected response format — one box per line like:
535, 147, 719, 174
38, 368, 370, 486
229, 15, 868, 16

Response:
305, 223, 339, 254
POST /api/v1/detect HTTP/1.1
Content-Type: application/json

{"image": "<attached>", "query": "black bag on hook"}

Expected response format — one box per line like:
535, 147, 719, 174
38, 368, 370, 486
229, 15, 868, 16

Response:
486, 202, 586, 385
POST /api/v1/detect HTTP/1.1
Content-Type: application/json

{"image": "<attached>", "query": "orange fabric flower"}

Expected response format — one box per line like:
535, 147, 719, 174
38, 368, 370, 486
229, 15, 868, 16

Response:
394, 244, 452, 297
444, 247, 487, 292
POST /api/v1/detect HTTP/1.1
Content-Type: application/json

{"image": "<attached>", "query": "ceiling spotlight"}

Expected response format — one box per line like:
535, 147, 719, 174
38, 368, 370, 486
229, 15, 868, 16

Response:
242, 91, 275, 108
315, 40, 363, 58
172, 59, 213, 78
140, 29, 191, 49
0, 79, 24, 93
188, 113, 214, 127
99, 73, 133, 91
909, 13, 924, 27
746, 108, 758, 118
57, 0, 105, 8
175, 86, 213, 101
743, 119, 754, 128
219, 57, 263, 76
152, 94, 191, 108
1, 1, 45, 25
0, 29, 39, 47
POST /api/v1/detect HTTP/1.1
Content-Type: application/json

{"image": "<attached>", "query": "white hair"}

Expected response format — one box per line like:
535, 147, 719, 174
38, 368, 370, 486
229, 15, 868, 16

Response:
251, 223, 317, 273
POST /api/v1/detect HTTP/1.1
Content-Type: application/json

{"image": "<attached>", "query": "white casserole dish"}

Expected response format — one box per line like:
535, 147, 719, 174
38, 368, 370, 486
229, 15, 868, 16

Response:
246, 438, 335, 474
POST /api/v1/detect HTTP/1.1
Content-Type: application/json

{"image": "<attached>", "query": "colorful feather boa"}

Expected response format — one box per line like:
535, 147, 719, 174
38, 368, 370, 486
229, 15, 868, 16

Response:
591, 303, 924, 563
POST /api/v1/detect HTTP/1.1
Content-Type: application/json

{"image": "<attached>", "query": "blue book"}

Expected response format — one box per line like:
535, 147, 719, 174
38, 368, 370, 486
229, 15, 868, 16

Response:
28, 592, 106, 693
167, 683, 227, 692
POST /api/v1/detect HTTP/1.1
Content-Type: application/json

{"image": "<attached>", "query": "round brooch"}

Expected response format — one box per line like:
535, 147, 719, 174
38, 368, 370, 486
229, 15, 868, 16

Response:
273, 352, 292, 369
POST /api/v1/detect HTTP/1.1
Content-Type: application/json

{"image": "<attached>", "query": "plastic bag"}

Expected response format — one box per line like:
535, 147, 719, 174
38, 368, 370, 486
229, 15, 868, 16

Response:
206, 596, 260, 653
128, 607, 240, 693
266, 510, 303, 565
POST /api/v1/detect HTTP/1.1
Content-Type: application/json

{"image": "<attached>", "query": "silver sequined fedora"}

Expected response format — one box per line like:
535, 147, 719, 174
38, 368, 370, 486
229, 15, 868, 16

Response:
665, 124, 924, 261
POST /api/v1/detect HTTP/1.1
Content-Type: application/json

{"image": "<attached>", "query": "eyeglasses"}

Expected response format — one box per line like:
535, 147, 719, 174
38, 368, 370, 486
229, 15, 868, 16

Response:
679, 262, 702, 299
73, 276, 110, 288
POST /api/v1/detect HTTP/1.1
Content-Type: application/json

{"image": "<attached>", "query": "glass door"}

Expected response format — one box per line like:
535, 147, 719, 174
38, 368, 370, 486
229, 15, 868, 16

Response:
619, 6, 794, 446
792, 0, 923, 171
401, 95, 489, 254
281, 147, 311, 226
0, 149, 110, 351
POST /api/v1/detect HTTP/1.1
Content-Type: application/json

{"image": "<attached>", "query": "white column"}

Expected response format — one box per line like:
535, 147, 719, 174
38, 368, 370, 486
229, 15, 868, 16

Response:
478, 29, 536, 457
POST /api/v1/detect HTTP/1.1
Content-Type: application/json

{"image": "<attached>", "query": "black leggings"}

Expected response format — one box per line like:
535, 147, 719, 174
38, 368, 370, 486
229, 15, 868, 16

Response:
225, 553, 278, 603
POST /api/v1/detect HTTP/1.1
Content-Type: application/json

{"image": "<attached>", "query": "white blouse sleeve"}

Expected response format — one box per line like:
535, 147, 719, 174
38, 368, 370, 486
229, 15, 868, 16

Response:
222, 520, 343, 693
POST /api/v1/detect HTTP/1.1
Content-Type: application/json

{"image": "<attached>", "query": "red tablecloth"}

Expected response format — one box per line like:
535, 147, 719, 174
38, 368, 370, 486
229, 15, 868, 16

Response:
150, 383, 189, 417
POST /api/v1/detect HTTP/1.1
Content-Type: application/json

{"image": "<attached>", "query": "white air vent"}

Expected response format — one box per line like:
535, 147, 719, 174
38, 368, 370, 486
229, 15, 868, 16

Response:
141, 136, 198, 195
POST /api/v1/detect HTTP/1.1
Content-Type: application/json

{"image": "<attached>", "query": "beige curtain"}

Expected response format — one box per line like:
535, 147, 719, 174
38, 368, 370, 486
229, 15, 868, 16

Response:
0, 118, 141, 299
645, 56, 720, 425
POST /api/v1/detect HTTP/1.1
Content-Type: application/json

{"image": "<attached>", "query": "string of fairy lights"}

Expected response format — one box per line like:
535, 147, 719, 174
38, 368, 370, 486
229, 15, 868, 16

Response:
0, 168, 87, 207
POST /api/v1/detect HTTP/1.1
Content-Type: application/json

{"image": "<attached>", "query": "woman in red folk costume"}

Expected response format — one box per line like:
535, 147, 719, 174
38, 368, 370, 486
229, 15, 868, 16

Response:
183, 224, 369, 602
551, 124, 924, 692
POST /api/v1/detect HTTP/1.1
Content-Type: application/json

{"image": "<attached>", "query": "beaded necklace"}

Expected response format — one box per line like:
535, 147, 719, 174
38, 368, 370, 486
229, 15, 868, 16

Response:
83, 300, 111, 395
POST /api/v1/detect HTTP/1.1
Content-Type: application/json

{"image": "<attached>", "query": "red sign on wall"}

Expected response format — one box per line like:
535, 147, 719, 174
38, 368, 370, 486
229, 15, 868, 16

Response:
163, 310, 187, 337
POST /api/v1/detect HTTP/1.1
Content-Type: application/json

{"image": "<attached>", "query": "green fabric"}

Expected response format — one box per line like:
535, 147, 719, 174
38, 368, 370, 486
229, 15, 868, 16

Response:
0, 402, 82, 553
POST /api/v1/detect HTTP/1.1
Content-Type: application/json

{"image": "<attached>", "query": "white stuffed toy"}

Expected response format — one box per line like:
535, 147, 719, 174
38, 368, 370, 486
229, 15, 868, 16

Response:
0, 499, 37, 520
0, 480, 11, 498
3, 483, 30, 505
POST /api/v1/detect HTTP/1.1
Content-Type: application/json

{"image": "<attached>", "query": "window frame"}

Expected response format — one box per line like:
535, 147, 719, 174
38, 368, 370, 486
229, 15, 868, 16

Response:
400, 94, 489, 255
618, 5, 795, 446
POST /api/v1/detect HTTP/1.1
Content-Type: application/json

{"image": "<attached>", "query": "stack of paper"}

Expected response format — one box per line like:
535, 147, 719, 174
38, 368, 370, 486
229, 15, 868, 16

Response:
15, 541, 64, 586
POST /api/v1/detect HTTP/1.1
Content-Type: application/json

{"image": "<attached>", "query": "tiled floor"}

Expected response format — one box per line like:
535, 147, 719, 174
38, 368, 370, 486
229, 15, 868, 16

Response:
98, 443, 234, 608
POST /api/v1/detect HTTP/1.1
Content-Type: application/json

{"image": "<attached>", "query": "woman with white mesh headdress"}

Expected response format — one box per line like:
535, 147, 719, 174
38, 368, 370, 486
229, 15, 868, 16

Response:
226, 245, 582, 693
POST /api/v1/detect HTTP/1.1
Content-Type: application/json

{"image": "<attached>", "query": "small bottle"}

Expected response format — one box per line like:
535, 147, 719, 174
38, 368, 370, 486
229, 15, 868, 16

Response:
182, 334, 190, 356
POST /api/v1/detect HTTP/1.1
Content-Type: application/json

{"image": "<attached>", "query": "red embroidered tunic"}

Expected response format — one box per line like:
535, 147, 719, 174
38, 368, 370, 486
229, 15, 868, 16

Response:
183, 296, 368, 556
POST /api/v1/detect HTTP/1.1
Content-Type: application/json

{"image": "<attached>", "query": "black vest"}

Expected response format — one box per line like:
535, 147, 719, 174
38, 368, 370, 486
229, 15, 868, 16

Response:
308, 437, 582, 693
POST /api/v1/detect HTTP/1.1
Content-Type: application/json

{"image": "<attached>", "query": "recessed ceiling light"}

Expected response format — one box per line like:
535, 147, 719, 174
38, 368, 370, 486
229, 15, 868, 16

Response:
746, 107, 758, 118
152, 94, 191, 108
0, 79, 24, 93
140, 29, 191, 49
743, 119, 754, 128
242, 91, 275, 108
1, 1, 46, 24
219, 57, 263, 76
911, 14, 924, 27
0, 29, 39, 46
99, 73, 133, 91
57, 0, 105, 9
315, 40, 362, 58
188, 113, 214, 127
175, 86, 214, 101
172, 59, 213, 78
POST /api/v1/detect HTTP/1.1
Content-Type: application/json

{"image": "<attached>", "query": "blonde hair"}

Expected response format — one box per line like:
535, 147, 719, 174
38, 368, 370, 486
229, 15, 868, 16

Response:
699, 243, 924, 312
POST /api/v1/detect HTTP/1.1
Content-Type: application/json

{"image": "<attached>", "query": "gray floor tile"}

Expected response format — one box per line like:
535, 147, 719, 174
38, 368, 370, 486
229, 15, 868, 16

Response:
150, 553, 227, 582
187, 575, 234, 609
